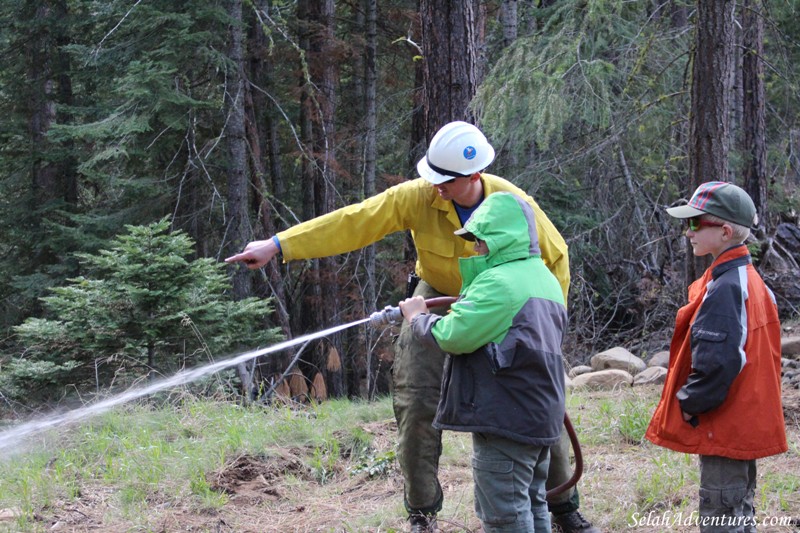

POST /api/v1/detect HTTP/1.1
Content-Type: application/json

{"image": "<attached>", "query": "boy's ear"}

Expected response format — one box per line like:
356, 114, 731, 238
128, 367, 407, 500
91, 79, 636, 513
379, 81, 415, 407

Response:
722, 223, 734, 240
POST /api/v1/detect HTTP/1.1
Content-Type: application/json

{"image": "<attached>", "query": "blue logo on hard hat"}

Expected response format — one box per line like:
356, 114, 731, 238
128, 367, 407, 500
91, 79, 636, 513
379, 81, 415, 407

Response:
464, 146, 477, 160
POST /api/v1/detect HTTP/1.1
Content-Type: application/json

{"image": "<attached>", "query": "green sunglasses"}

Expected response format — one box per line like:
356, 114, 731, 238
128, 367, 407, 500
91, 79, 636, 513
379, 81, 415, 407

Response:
686, 216, 725, 231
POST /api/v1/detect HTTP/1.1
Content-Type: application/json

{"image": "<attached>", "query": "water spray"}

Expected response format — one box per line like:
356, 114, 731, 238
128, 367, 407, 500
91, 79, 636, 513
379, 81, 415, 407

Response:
0, 297, 454, 454
0, 317, 372, 455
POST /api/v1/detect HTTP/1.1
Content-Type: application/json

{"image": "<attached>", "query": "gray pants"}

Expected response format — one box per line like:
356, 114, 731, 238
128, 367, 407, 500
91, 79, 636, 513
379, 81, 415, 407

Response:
698, 455, 757, 533
392, 280, 578, 516
472, 433, 551, 533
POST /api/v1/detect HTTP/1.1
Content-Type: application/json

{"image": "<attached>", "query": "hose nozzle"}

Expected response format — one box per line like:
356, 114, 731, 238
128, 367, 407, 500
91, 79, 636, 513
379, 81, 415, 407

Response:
368, 297, 458, 328
369, 305, 402, 327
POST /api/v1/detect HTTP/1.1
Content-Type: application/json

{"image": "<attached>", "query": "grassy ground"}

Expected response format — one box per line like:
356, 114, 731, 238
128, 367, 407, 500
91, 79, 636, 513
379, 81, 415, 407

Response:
0, 385, 798, 532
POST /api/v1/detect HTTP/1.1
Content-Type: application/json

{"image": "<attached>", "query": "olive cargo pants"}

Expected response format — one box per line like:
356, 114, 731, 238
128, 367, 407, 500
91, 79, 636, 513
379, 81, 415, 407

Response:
392, 281, 449, 515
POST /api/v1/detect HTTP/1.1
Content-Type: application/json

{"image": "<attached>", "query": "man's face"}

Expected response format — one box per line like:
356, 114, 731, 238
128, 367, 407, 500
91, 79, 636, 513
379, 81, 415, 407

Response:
474, 239, 489, 255
433, 174, 480, 206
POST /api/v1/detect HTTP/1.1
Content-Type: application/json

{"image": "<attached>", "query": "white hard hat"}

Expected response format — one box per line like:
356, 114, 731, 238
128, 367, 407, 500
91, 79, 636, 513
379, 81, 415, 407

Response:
416, 121, 496, 185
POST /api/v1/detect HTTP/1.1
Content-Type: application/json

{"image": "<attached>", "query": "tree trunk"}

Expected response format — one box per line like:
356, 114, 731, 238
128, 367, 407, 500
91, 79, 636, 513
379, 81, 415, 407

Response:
17, 0, 78, 321
687, 0, 735, 282
731, 11, 744, 147
52, 0, 77, 206
408, 0, 485, 278
741, 0, 768, 231
225, 0, 251, 301
340, 1, 366, 399
314, 0, 344, 398
27, 1, 59, 208
296, 0, 344, 398
410, 0, 485, 268
295, 0, 322, 347
26, 1, 78, 240
224, 0, 256, 398
173, 108, 209, 257
418, 0, 483, 135
244, 0, 294, 393
241, 10, 293, 395
147, 342, 156, 382
363, 0, 379, 399
669, 0, 688, 28
296, 0, 319, 329
501, 0, 518, 49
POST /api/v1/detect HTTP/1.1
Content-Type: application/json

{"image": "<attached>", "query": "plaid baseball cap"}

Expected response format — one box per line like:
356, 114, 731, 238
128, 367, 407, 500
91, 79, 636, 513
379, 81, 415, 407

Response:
666, 181, 757, 227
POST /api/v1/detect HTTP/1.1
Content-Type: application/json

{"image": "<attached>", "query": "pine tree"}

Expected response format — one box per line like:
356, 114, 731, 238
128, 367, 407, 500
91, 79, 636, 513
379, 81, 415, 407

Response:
4, 217, 278, 403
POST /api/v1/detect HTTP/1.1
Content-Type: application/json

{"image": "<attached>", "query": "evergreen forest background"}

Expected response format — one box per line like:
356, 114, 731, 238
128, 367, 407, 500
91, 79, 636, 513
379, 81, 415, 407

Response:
1, 0, 799, 410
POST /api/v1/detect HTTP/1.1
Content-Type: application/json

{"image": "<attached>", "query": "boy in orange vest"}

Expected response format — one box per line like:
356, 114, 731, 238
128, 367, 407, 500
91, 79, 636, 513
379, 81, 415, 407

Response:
646, 182, 787, 532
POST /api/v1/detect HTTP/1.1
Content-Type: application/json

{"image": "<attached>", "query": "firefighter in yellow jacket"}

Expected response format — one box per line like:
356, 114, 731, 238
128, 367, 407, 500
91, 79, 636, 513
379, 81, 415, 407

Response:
227, 122, 596, 533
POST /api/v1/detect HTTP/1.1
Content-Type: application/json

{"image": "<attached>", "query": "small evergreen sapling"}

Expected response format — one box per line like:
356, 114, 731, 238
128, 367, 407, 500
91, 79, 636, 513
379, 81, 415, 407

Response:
4, 217, 279, 402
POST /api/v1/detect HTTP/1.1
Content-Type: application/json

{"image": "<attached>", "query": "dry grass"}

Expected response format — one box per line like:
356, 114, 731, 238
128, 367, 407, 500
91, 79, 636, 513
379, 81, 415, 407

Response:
1, 387, 798, 532
572, 387, 800, 533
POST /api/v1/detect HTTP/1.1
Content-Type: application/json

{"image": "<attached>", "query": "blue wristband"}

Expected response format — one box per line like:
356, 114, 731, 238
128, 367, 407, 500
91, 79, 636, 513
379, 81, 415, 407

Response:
272, 235, 282, 252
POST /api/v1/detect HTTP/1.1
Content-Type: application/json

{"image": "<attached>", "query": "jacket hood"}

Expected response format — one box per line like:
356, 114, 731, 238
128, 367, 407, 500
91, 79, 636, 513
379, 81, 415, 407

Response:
461, 192, 540, 267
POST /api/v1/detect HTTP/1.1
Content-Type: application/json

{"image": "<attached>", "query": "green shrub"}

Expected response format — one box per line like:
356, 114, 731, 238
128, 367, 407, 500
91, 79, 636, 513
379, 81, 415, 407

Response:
4, 217, 279, 402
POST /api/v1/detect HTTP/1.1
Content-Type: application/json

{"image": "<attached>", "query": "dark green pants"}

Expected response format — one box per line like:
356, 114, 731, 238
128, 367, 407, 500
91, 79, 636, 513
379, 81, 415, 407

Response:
545, 425, 580, 514
392, 281, 448, 515
391, 280, 581, 516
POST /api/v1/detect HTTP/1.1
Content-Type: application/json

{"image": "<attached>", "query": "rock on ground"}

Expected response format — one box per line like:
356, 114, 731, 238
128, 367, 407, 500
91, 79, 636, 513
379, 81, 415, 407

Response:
590, 347, 647, 375
571, 369, 634, 390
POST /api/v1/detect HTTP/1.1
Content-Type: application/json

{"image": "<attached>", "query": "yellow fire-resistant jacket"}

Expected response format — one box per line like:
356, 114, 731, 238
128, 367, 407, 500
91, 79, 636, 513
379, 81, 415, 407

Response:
277, 175, 570, 300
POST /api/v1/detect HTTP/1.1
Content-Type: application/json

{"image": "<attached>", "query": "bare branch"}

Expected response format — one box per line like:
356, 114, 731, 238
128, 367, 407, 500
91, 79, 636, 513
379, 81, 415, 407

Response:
91, 0, 145, 61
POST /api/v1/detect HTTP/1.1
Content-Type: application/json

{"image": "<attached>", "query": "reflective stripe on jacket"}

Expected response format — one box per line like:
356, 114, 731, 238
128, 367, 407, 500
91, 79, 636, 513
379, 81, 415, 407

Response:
276, 175, 569, 299
645, 245, 787, 460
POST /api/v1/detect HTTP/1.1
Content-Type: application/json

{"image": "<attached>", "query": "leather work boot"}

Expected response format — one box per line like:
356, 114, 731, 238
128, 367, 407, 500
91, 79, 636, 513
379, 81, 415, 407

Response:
408, 513, 439, 533
552, 510, 601, 533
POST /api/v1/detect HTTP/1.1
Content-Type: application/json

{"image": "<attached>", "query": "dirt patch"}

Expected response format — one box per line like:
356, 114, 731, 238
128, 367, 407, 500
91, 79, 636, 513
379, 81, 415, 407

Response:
356, 418, 397, 443
208, 451, 308, 506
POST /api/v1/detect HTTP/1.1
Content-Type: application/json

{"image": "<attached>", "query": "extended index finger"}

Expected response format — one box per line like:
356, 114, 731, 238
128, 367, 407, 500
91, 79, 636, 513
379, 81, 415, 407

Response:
224, 252, 248, 263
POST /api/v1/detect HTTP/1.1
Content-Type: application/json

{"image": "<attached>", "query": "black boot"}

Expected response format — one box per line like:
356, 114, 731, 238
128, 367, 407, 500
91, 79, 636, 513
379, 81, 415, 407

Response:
552, 510, 601, 533
408, 513, 438, 533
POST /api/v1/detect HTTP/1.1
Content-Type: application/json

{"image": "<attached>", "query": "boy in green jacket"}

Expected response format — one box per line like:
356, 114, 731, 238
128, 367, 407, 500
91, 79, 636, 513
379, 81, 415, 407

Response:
400, 191, 568, 533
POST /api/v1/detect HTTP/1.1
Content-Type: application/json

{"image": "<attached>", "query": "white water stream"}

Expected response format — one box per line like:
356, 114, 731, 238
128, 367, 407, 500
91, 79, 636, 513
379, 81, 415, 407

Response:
0, 317, 371, 455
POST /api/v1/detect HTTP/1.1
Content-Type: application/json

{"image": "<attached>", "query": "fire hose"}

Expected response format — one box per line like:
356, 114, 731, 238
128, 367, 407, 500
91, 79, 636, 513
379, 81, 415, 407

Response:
369, 296, 582, 498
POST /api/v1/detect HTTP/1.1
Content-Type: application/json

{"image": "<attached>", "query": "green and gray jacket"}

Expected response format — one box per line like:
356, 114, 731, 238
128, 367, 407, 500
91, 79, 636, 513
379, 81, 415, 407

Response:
411, 192, 567, 445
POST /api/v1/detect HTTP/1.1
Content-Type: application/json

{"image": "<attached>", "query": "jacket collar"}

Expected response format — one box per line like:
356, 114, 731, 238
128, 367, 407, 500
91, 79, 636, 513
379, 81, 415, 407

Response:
430, 181, 466, 230
710, 244, 751, 280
